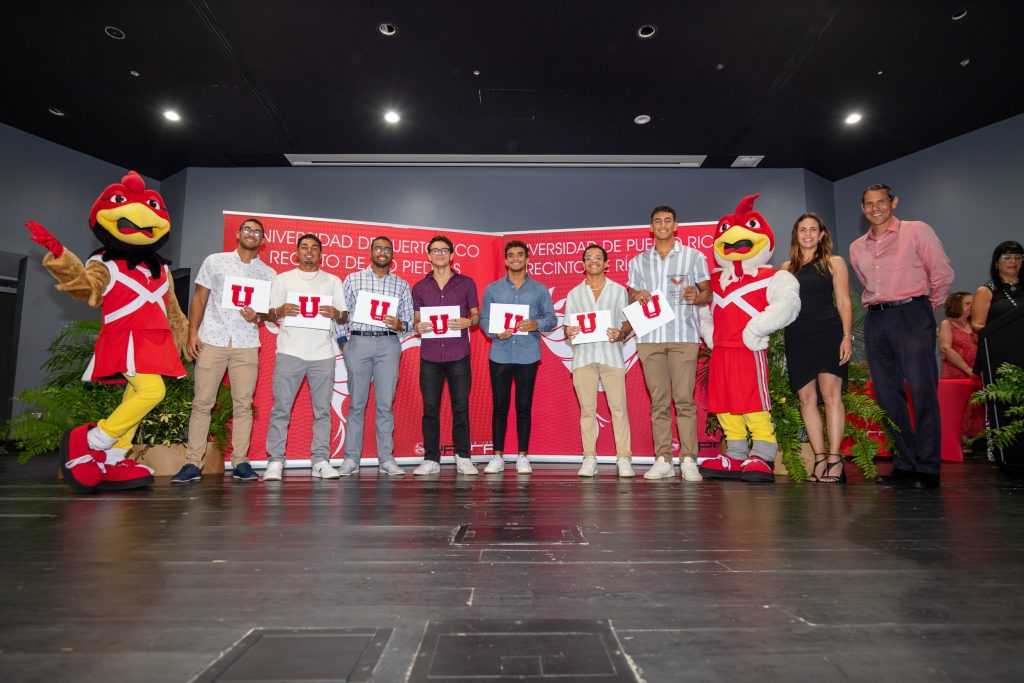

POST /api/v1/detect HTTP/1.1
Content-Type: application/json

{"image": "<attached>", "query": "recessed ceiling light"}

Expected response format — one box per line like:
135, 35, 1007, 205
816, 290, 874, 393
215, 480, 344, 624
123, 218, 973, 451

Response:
845, 112, 863, 125
637, 24, 657, 39
473, 69, 481, 76
730, 155, 764, 168
163, 110, 181, 122
715, 63, 726, 71
960, 58, 970, 67
129, 70, 140, 77
384, 111, 400, 124
952, 10, 967, 21
634, 114, 651, 125
876, 70, 884, 76
378, 22, 398, 37
48, 107, 65, 117
104, 26, 126, 40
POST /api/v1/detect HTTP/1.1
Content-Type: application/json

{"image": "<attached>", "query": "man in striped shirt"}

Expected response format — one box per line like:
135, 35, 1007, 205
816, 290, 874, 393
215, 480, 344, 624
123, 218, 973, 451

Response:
339, 236, 413, 476
627, 206, 712, 481
563, 244, 635, 477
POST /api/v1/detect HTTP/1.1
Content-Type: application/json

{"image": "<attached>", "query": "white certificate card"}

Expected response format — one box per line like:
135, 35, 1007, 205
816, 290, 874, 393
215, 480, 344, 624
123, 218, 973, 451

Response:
487, 303, 530, 336
220, 276, 271, 313
352, 290, 399, 328
283, 292, 333, 330
569, 309, 613, 345
420, 305, 462, 339
623, 290, 677, 338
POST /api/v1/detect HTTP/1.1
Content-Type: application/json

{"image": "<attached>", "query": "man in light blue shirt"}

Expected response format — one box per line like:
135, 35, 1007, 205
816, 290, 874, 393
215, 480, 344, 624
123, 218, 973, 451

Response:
479, 240, 557, 474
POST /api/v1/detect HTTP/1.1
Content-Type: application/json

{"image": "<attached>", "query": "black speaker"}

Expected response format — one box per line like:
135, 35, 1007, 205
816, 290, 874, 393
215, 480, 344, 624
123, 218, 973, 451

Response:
171, 267, 191, 319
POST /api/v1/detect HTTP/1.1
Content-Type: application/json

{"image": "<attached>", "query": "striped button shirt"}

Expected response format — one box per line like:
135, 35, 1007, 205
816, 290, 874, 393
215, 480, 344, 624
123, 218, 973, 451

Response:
563, 278, 629, 371
626, 243, 709, 344
343, 267, 414, 333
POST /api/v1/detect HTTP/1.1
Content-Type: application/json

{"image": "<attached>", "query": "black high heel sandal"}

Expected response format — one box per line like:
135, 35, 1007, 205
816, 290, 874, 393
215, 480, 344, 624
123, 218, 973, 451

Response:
819, 456, 846, 484
808, 453, 828, 482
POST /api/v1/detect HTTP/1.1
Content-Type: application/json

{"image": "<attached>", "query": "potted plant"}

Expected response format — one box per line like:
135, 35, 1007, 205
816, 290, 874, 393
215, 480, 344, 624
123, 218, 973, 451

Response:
5, 320, 237, 475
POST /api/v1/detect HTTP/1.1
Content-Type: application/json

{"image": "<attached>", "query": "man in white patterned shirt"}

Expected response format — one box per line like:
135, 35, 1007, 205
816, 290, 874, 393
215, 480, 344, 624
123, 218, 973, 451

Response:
563, 244, 635, 478
627, 205, 712, 482
174, 218, 276, 483
339, 236, 413, 476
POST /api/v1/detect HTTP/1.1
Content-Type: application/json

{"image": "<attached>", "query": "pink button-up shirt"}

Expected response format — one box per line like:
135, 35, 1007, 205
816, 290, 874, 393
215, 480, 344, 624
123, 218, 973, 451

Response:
849, 217, 954, 309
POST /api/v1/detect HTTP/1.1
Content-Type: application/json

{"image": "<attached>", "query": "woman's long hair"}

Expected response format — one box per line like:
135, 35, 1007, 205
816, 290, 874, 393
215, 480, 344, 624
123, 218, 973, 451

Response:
786, 212, 833, 275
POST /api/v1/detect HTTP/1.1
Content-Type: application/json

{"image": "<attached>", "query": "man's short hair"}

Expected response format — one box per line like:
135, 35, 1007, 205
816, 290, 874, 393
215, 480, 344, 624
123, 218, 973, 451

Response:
371, 235, 393, 248
297, 233, 322, 249
862, 184, 896, 202
582, 244, 607, 262
427, 234, 454, 253
240, 218, 264, 232
650, 205, 676, 221
504, 240, 530, 257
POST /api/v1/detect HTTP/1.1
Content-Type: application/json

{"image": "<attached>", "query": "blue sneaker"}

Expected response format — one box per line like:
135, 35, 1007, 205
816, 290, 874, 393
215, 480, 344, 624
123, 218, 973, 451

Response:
171, 463, 202, 483
232, 462, 259, 481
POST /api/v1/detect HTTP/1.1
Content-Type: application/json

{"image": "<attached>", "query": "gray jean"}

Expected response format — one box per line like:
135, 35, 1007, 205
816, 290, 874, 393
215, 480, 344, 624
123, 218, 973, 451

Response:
342, 334, 401, 463
265, 353, 337, 465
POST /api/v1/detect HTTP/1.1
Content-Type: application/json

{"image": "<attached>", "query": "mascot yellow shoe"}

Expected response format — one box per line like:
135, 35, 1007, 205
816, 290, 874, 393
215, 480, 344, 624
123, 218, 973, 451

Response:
697, 194, 800, 483
26, 171, 188, 493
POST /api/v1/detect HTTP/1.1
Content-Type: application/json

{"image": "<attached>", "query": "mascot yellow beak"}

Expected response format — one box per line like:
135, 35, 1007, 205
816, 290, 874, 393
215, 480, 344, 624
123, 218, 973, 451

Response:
95, 204, 171, 246
714, 225, 770, 262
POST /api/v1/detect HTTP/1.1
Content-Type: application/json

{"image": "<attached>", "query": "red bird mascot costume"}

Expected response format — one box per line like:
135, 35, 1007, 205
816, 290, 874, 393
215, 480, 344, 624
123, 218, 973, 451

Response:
26, 171, 188, 493
698, 194, 800, 483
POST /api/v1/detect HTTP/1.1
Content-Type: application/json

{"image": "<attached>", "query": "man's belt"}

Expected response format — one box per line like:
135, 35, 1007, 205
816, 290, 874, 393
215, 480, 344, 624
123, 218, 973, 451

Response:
350, 330, 398, 336
867, 296, 921, 311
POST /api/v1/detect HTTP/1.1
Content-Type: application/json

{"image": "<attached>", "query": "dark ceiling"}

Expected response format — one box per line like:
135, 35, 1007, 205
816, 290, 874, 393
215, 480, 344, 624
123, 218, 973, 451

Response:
4, 1, 1023, 181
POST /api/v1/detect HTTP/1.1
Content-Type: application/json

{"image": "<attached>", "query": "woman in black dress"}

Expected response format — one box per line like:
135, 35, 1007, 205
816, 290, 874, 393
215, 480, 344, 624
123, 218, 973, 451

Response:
781, 213, 853, 483
970, 240, 1022, 331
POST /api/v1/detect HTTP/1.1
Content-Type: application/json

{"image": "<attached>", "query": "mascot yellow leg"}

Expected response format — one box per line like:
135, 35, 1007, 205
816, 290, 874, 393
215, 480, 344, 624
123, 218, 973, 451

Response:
92, 373, 166, 454
701, 412, 776, 483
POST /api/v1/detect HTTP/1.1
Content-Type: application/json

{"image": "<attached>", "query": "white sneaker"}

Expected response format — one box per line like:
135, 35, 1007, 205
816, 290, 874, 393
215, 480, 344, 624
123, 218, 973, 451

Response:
263, 461, 284, 481
311, 461, 341, 479
379, 460, 405, 476
680, 456, 703, 482
413, 460, 441, 475
483, 455, 505, 473
337, 459, 360, 476
643, 459, 674, 480
617, 459, 635, 478
578, 456, 598, 477
516, 455, 532, 474
455, 456, 479, 475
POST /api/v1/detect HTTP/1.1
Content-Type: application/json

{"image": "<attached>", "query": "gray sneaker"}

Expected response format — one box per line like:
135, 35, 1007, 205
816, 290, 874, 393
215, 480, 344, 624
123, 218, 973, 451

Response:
337, 459, 360, 476
379, 460, 405, 476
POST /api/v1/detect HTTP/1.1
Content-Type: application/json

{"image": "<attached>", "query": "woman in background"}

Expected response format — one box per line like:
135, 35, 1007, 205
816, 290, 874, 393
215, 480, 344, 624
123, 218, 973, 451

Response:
971, 240, 1022, 331
938, 292, 984, 446
781, 213, 853, 484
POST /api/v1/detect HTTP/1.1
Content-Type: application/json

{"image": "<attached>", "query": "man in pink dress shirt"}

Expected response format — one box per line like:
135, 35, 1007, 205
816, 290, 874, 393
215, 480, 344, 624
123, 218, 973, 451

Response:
849, 184, 954, 489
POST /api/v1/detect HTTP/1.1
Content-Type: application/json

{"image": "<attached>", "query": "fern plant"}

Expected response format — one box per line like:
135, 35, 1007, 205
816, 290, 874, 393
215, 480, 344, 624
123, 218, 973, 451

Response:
4, 319, 239, 462
972, 362, 1024, 450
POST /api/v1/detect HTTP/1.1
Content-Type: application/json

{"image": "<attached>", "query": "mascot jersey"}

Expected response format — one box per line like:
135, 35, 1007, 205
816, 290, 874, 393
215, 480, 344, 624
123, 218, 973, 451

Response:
84, 257, 186, 383
707, 268, 774, 414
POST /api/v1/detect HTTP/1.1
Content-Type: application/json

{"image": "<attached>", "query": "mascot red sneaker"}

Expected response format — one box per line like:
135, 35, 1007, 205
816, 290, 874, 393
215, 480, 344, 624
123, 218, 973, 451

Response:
698, 195, 800, 483
26, 171, 188, 492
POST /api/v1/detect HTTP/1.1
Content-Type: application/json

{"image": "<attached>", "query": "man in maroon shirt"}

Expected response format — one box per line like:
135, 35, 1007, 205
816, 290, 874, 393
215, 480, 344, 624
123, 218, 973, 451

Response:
411, 235, 481, 475
850, 184, 954, 489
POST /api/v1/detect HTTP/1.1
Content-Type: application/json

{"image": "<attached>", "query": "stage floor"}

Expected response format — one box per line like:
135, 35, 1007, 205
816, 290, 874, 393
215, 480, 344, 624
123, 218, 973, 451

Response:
1, 454, 1023, 682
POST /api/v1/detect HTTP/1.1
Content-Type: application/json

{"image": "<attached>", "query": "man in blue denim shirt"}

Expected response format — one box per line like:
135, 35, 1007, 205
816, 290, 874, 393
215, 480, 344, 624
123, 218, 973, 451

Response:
480, 240, 557, 474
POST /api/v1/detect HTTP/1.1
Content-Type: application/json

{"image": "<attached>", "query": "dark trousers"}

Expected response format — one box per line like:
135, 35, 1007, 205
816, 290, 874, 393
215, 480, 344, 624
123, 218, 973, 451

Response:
865, 297, 941, 475
419, 356, 472, 461
489, 360, 540, 453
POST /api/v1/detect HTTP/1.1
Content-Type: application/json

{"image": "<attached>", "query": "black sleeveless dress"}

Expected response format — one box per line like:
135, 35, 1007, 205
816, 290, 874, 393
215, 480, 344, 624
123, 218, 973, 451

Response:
784, 264, 847, 396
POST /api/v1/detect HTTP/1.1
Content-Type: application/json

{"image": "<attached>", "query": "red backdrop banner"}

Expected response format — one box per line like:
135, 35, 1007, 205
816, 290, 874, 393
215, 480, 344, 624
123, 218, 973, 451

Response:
222, 212, 720, 462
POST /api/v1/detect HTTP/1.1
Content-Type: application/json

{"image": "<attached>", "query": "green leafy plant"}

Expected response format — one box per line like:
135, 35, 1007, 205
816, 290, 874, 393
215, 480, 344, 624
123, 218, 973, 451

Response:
972, 362, 1024, 450
4, 320, 238, 461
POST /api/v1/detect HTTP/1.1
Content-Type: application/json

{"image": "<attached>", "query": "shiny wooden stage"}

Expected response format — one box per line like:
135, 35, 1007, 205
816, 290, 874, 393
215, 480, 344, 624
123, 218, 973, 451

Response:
1, 453, 1023, 682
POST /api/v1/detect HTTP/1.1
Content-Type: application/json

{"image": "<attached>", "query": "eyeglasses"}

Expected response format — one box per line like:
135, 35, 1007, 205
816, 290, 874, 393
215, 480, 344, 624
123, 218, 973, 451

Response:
1000, 254, 1023, 262
429, 248, 451, 255
583, 255, 605, 262
239, 226, 264, 237
372, 246, 393, 253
